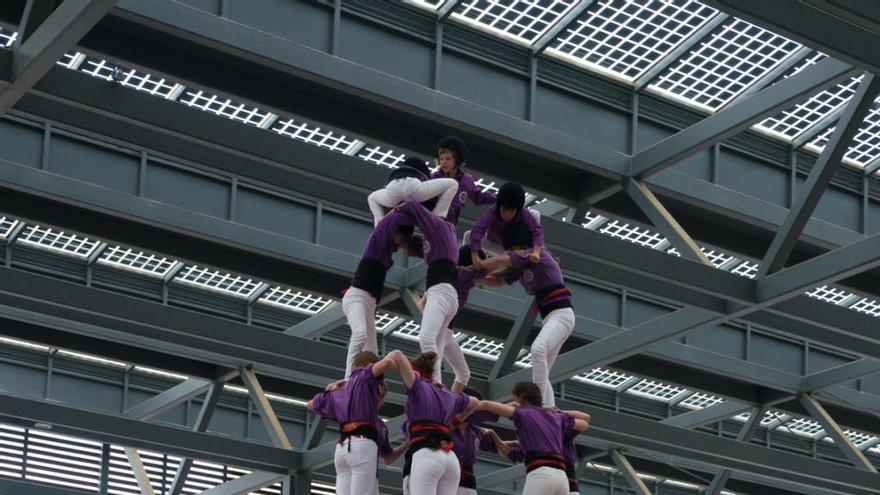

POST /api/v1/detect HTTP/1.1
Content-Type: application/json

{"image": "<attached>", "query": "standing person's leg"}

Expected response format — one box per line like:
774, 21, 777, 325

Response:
529, 308, 575, 407
408, 449, 445, 495
521, 467, 569, 495
348, 437, 379, 495
456, 488, 477, 495
334, 442, 353, 495
368, 178, 420, 226
436, 451, 462, 495
410, 178, 459, 219
342, 287, 378, 377
419, 283, 459, 381
439, 328, 471, 387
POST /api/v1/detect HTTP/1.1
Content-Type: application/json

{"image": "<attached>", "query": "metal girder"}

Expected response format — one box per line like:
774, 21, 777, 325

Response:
632, 13, 729, 91
725, 46, 813, 108
704, 404, 769, 495
0, 392, 299, 473
660, 400, 755, 429
476, 464, 524, 488
706, 0, 880, 74
799, 393, 878, 473
303, 416, 328, 450
609, 450, 652, 495
629, 57, 854, 179
792, 104, 847, 149
197, 471, 286, 495
803, 358, 880, 392
0, 478, 86, 495
123, 378, 212, 421
624, 179, 711, 265
531, 1, 595, 55
169, 381, 224, 495
436, 0, 462, 21
489, 303, 538, 379
125, 448, 157, 495
15, 0, 60, 48
284, 302, 345, 339
757, 74, 880, 277
0, 0, 116, 114
240, 366, 294, 450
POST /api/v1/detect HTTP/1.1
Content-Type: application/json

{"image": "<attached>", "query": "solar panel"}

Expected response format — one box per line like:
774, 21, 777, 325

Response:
453, 0, 580, 45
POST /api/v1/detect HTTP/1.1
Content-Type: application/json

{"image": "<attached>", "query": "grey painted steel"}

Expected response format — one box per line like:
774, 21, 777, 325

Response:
725, 46, 813, 108
197, 471, 285, 495
15, 0, 59, 48
0, 0, 116, 114
757, 74, 880, 277
489, 303, 538, 379
124, 448, 156, 495
799, 393, 879, 473
802, 358, 880, 392
123, 378, 211, 420
437, 0, 462, 21
99, 442, 111, 494
632, 13, 730, 91
630, 57, 854, 178
0, 391, 299, 472
865, 157, 880, 177
477, 463, 524, 488
704, 405, 768, 495
284, 302, 344, 338
0, 478, 88, 495
169, 381, 224, 495
660, 400, 754, 429
609, 450, 652, 495
624, 179, 711, 264
239, 366, 294, 450
303, 416, 328, 450
531, 1, 595, 55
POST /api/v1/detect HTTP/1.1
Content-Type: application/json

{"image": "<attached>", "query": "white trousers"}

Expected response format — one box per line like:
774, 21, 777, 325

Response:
343, 287, 378, 378
406, 448, 460, 495
522, 467, 569, 495
531, 307, 575, 408
419, 283, 459, 381
368, 177, 458, 226
334, 437, 379, 495
437, 327, 470, 386
456, 488, 477, 495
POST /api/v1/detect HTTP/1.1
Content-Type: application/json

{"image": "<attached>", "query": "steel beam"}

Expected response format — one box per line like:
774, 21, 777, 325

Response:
792, 104, 847, 149
0, 0, 117, 114
632, 13, 729, 92
124, 448, 157, 495
531, 1, 595, 55
704, 405, 768, 495
660, 400, 754, 429
123, 378, 212, 421
239, 366, 294, 450
436, 0, 462, 21
630, 57, 854, 179
0, 392, 299, 473
864, 157, 880, 177
284, 302, 345, 339
169, 381, 224, 495
477, 463, 524, 488
725, 46, 813, 108
625, 179, 711, 264
799, 393, 878, 473
303, 416, 328, 450
803, 358, 880, 392
197, 471, 286, 495
15, 0, 60, 48
757, 74, 880, 277
489, 303, 538, 379
609, 450, 652, 495
0, 478, 86, 495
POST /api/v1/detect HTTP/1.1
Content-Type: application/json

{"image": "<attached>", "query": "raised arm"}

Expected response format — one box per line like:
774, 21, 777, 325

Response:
481, 428, 510, 458
476, 400, 516, 418
386, 349, 416, 388
457, 396, 479, 423
563, 409, 591, 423
573, 418, 590, 432
372, 352, 401, 377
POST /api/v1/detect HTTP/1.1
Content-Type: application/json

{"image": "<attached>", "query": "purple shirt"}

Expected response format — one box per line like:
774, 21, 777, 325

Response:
404, 377, 471, 427
511, 405, 567, 454
451, 425, 498, 467
430, 169, 496, 226
455, 267, 485, 306
360, 209, 411, 269
562, 422, 579, 466
505, 248, 565, 295
399, 200, 458, 264
469, 205, 544, 251
507, 442, 525, 463
310, 365, 391, 455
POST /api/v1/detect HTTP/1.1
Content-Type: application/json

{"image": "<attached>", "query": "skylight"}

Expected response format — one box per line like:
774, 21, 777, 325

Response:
452, 0, 580, 45
174, 265, 263, 299
97, 245, 178, 278
0, 216, 20, 241
807, 96, 880, 166
258, 286, 333, 315
81, 59, 185, 100
16, 225, 102, 258
180, 89, 277, 128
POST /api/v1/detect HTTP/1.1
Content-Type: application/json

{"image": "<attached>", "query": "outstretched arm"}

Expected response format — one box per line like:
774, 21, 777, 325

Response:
573, 418, 590, 432
457, 396, 479, 423
482, 428, 509, 458
563, 409, 591, 423
479, 254, 512, 271
476, 400, 516, 418
372, 352, 401, 377
386, 349, 416, 388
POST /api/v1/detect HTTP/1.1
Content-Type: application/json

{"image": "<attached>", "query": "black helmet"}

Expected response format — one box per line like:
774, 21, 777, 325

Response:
389, 157, 430, 181
496, 182, 526, 212
458, 245, 486, 266
436, 136, 468, 167
502, 222, 533, 250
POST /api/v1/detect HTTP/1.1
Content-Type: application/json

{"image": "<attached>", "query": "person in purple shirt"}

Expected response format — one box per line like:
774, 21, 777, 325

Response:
386, 350, 478, 495
431, 136, 496, 227
481, 222, 575, 407
368, 157, 458, 227
343, 207, 416, 377
466, 182, 544, 267
308, 351, 409, 495
475, 382, 588, 495
449, 388, 507, 495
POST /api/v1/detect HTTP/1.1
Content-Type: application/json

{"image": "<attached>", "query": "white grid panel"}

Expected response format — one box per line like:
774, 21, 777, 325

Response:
458, 335, 505, 359
627, 379, 686, 401
850, 298, 880, 318
781, 417, 825, 438
26, 430, 102, 492
179, 90, 276, 128
0, 29, 16, 48
80, 59, 184, 100
515, 352, 532, 368
757, 409, 789, 427
392, 320, 422, 341
174, 265, 262, 299
700, 248, 737, 268
97, 245, 177, 278
598, 219, 667, 249
805, 285, 859, 306
651, 18, 802, 111
729, 260, 759, 279
582, 210, 608, 229
473, 177, 500, 194
259, 286, 332, 314
808, 99, 880, 166
375, 312, 401, 332
404, 0, 445, 9
271, 118, 360, 152
549, 0, 718, 81
16, 225, 101, 258
0, 424, 25, 479
0, 216, 19, 240
679, 392, 724, 410
57, 51, 86, 70
759, 72, 862, 140
576, 367, 634, 389
453, 0, 580, 45
845, 430, 877, 448
357, 145, 406, 169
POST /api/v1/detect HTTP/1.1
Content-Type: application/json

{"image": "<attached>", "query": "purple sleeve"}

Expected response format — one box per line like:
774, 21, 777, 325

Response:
467, 410, 499, 426
399, 199, 446, 236
463, 174, 496, 206
523, 208, 545, 247
375, 420, 392, 457
560, 412, 575, 436
309, 392, 336, 421
453, 392, 471, 415
478, 430, 497, 453
469, 208, 494, 251
507, 250, 527, 269
367, 209, 412, 257
507, 442, 525, 463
